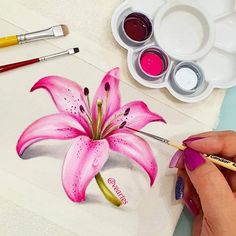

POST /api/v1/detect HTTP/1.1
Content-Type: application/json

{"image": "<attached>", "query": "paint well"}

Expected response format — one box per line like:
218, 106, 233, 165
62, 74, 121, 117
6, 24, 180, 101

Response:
124, 13, 152, 42
160, 9, 205, 54
154, 3, 214, 61
175, 67, 199, 91
140, 52, 163, 76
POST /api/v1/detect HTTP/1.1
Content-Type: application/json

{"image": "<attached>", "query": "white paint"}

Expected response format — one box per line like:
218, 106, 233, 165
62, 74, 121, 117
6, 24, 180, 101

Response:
175, 67, 198, 91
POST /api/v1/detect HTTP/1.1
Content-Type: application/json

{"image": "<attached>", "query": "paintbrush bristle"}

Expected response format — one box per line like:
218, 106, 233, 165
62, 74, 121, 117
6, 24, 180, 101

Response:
73, 47, 80, 54
61, 24, 69, 36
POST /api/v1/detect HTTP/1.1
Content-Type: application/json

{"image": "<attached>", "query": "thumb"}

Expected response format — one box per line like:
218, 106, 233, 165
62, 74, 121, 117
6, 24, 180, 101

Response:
183, 148, 235, 219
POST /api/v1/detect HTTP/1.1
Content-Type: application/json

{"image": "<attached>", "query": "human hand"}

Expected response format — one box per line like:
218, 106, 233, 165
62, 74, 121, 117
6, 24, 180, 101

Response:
173, 131, 236, 236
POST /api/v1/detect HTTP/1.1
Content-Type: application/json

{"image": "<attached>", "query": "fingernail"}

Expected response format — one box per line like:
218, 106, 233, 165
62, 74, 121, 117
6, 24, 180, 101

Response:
184, 199, 199, 216
175, 176, 184, 200
183, 137, 204, 146
169, 150, 183, 168
184, 148, 206, 171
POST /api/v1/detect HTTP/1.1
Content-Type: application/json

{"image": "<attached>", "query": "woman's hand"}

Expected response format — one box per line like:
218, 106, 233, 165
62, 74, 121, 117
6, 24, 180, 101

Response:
174, 131, 236, 236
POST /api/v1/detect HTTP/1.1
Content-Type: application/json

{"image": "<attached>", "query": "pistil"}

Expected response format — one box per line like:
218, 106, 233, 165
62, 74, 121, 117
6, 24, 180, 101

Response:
95, 99, 103, 139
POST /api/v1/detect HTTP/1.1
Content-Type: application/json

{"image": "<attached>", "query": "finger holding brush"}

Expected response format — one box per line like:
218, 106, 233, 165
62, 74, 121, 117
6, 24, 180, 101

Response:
173, 131, 236, 236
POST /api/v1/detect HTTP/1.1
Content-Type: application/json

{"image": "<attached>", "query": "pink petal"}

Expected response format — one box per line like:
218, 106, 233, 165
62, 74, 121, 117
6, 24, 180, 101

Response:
17, 113, 85, 156
31, 76, 92, 136
107, 132, 157, 186
103, 101, 166, 135
62, 136, 109, 202
92, 68, 121, 121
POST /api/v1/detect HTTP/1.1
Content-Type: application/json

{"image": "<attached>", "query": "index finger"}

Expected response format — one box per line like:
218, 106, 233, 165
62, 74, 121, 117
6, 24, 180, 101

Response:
185, 131, 236, 158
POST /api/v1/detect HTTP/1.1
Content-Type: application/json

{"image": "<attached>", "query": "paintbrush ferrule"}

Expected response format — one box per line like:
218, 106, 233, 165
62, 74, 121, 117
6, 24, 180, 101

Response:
39, 50, 68, 61
39, 48, 79, 61
17, 25, 66, 44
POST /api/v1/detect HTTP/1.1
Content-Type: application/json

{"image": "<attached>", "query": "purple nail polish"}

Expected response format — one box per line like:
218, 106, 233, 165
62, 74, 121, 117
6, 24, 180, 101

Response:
169, 150, 183, 168
183, 137, 204, 145
184, 148, 206, 171
184, 199, 199, 216
175, 176, 184, 200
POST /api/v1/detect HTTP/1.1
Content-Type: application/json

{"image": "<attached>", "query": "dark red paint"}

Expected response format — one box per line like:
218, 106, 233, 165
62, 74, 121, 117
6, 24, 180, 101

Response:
124, 13, 152, 42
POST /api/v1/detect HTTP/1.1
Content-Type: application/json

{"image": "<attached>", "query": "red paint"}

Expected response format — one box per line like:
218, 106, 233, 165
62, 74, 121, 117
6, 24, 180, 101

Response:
124, 13, 152, 42
140, 52, 164, 76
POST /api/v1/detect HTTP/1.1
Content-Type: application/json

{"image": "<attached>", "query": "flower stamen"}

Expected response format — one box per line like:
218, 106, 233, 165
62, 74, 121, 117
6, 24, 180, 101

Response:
79, 105, 94, 137
84, 87, 91, 112
104, 82, 110, 115
124, 108, 130, 116
101, 107, 130, 136
79, 105, 85, 113
105, 82, 110, 92
119, 121, 127, 129
95, 99, 103, 139
102, 121, 127, 138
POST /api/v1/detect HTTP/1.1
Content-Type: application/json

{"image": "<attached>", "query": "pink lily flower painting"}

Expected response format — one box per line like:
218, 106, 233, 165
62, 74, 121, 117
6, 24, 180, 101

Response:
16, 68, 166, 206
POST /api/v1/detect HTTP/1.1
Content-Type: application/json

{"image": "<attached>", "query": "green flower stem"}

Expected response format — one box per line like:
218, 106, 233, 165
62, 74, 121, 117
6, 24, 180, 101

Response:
95, 172, 122, 207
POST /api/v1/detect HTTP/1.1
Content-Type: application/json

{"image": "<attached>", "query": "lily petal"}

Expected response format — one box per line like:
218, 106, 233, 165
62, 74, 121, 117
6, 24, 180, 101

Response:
62, 136, 109, 202
31, 76, 92, 136
107, 132, 157, 186
92, 68, 120, 121
17, 113, 85, 156
103, 101, 166, 135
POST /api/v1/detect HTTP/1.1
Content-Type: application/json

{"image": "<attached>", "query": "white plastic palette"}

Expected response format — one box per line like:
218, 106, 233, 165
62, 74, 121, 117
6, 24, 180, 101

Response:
112, 0, 236, 103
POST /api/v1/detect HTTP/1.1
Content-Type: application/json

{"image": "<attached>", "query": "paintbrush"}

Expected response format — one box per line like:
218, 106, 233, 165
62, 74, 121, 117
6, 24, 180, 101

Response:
126, 127, 236, 172
0, 25, 69, 48
0, 47, 79, 73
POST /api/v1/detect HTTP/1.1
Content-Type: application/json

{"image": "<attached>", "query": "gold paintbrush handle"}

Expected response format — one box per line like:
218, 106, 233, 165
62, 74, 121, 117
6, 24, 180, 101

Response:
206, 155, 236, 171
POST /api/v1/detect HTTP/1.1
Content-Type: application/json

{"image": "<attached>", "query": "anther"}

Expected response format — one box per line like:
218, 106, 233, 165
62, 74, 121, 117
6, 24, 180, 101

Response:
119, 121, 127, 129
84, 87, 89, 96
105, 82, 110, 92
79, 105, 85, 113
124, 108, 130, 116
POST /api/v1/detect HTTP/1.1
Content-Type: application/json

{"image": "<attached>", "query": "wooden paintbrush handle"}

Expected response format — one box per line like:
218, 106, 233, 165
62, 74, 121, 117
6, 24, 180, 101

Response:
168, 141, 236, 172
